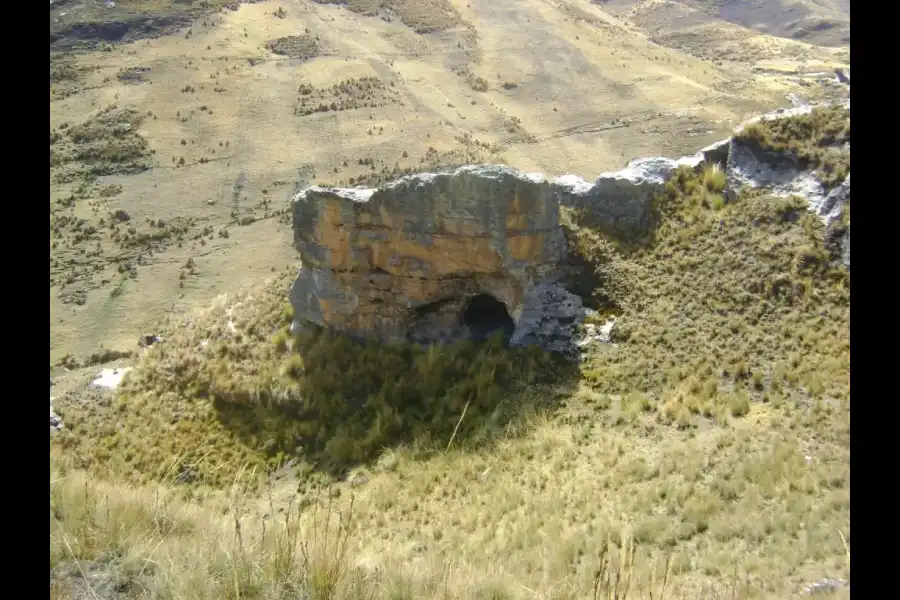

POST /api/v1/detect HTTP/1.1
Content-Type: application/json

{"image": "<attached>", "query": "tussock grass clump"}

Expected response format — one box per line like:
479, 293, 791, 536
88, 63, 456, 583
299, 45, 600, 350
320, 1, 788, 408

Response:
50, 447, 851, 600
736, 105, 850, 186
50, 452, 358, 600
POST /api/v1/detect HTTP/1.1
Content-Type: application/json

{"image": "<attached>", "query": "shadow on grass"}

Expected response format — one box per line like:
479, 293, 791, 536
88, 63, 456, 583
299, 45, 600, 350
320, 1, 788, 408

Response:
212, 326, 582, 478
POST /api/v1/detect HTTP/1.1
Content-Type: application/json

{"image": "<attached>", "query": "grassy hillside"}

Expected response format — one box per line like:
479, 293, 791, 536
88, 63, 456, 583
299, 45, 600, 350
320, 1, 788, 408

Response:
50, 1, 850, 597
51, 107, 850, 600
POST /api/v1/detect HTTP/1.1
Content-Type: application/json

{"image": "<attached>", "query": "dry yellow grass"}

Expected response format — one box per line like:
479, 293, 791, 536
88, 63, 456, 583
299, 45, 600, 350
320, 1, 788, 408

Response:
50, 417, 850, 599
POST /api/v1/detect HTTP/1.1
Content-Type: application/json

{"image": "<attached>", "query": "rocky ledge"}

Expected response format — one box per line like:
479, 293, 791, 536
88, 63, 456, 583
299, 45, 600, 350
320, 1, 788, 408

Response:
289, 101, 849, 353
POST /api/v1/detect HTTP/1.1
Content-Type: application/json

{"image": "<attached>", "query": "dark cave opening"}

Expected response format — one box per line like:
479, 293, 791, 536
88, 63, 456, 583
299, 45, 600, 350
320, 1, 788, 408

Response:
462, 294, 515, 345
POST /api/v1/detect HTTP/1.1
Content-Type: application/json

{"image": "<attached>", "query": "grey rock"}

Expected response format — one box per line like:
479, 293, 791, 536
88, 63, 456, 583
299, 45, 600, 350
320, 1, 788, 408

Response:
577, 316, 618, 348
508, 282, 587, 355
725, 133, 829, 207
802, 578, 849, 596
819, 175, 850, 227
693, 138, 731, 167
50, 405, 64, 431
553, 156, 698, 236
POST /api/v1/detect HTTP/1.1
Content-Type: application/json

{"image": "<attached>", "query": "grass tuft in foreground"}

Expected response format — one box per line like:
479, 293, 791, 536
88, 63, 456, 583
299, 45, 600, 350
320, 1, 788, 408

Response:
54, 448, 846, 599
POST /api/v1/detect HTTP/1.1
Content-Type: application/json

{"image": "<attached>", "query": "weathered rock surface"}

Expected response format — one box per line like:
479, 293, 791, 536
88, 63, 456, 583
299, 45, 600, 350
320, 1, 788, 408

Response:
290, 165, 579, 348
289, 100, 849, 352
554, 158, 680, 233
724, 99, 850, 267
725, 132, 830, 206
508, 282, 587, 353
50, 402, 64, 431
818, 174, 850, 227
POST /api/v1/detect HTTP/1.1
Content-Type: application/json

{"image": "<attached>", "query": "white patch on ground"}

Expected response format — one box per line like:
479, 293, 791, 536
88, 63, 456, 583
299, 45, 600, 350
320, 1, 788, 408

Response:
91, 367, 133, 389
786, 93, 808, 108
551, 174, 593, 194
577, 318, 617, 347
50, 398, 64, 431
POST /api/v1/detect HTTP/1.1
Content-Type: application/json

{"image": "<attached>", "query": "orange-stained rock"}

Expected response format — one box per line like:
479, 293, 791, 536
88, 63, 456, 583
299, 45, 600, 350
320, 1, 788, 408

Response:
289, 165, 568, 345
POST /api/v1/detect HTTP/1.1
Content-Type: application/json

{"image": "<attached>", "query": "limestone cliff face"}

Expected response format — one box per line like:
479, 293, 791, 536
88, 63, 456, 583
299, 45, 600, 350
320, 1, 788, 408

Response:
289, 165, 572, 345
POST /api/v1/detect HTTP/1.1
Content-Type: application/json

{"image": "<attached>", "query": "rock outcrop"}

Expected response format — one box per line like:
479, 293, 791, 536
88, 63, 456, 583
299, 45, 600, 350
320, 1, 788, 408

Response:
289, 100, 849, 352
288, 150, 735, 352
290, 165, 581, 349
724, 99, 850, 267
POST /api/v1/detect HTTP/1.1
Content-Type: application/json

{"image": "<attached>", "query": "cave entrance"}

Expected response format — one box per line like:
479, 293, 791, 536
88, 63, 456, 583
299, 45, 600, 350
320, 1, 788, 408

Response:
462, 294, 515, 345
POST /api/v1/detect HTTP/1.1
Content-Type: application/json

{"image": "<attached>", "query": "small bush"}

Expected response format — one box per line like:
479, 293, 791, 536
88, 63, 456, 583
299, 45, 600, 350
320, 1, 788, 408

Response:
728, 392, 751, 417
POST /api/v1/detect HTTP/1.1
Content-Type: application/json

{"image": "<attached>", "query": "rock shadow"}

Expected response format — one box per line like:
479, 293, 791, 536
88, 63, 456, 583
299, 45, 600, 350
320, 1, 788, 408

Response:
212, 325, 581, 479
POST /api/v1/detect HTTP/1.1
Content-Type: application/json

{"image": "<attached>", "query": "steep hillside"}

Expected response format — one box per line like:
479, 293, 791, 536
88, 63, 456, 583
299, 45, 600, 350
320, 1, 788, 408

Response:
50, 2, 850, 598
51, 106, 850, 599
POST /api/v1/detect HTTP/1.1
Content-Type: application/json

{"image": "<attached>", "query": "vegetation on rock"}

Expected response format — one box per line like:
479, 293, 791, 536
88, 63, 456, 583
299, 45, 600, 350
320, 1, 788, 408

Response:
736, 105, 850, 186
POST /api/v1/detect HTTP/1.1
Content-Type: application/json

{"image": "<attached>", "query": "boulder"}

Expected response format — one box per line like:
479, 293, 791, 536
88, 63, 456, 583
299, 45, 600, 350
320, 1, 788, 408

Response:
289, 165, 577, 348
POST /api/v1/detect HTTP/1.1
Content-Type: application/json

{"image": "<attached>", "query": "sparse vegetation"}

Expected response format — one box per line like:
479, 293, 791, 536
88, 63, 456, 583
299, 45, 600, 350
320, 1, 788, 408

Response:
455, 66, 490, 92
50, 105, 153, 181
294, 77, 400, 116
267, 35, 319, 59
312, 0, 461, 34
